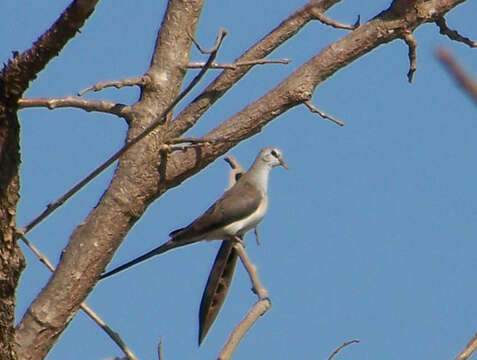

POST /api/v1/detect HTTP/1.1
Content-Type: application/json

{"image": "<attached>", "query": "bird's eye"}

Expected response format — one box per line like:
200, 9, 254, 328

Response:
271, 150, 278, 158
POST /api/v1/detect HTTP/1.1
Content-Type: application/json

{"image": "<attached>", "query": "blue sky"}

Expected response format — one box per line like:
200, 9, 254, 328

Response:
3, 1, 477, 359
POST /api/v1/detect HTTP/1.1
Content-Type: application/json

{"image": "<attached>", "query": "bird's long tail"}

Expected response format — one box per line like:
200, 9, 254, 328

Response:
99, 239, 187, 280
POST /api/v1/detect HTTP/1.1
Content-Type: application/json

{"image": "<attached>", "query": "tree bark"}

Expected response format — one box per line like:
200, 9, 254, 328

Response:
0, 1, 99, 359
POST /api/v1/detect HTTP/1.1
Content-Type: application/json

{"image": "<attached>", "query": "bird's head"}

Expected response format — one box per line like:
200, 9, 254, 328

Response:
259, 146, 288, 169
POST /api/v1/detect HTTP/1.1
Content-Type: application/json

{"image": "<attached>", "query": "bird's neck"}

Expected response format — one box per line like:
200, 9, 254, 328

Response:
245, 160, 272, 193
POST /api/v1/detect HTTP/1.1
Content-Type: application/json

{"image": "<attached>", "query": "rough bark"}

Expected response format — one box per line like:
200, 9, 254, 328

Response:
14, 1, 204, 359
0, 1, 100, 359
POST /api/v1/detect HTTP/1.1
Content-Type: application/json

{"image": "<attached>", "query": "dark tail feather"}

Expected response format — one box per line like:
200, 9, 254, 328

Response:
99, 240, 183, 280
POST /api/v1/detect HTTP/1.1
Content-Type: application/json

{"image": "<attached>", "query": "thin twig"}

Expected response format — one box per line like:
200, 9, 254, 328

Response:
158, 339, 163, 360
217, 242, 271, 359
18, 234, 138, 360
190, 27, 228, 54
19, 28, 227, 236
454, 333, 477, 360
310, 8, 360, 30
18, 96, 131, 119
158, 137, 237, 153
326, 339, 360, 360
218, 299, 271, 360
304, 101, 344, 126
78, 75, 149, 96
233, 242, 268, 299
224, 155, 245, 188
187, 58, 290, 69
436, 48, 477, 105
436, 17, 477, 48
401, 29, 417, 83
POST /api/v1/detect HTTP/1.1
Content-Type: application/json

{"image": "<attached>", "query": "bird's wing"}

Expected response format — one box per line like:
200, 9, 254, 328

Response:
170, 180, 262, 242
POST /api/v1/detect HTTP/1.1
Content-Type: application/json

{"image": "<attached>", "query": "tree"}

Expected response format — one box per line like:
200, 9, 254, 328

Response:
1, 0, 476, 359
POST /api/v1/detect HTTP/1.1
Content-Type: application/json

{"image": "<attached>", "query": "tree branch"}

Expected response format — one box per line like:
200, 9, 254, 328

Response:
218, 242, 271, 360
13, 2, 470, 359
18, 96, 132, 119
401, 29, 417, 83
454, 333, 477, 360
187, 58, 290, 69
18, 29, 226, 236
436, 48, 477, 105
309, 8, 360, 30
15, 1, 208, 358
163, 0, 466, 189
1, 1, 99, 359
168, 0, 344, 137
18, 235, 138, 360
1, 0, 100, 104
78, 75, 149, 96
436, 17, 477, 47
326, 339, 360, 360
304, 100, 344, 126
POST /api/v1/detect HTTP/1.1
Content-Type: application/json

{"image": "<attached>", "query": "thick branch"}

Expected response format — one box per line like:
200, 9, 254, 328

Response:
18, 97, 132, 119
14, 1, 206, 359
19, 235, 138, 360
1, 0, 100, 104
18, 30, 225, 236
163, 0, 466, 187
14, 1, 469, 359
1, 1, 99, 359
168, 0, 343, 137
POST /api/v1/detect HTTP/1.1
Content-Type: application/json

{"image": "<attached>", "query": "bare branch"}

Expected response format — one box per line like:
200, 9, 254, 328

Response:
436, 48, 477, 105
158, 139, 211, 153
310, 8, 360, 30
218, 299, 271, 360
326, 339, 360, 360
18, 96, 132, 119
168, 0, 343, 137
18, 28, 227, 236
233, 242, 268, 300
436, 17, 477, 48
401, 29, 417, 83
78, 75, 149, 96
304, 100, 344, 126
1, 0, 100, 102
217, 242, 271, 360
158, 340, 163, 360
18, 235, 138, 360
454, 333, 477, 360
190, 28, 228, 54
187, 58, 290, 70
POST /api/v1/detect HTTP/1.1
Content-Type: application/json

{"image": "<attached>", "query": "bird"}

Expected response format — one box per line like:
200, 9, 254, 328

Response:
99, 146, 288, 280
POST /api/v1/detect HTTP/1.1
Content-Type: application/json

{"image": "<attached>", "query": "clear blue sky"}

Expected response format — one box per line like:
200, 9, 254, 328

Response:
3, 1, 477, 359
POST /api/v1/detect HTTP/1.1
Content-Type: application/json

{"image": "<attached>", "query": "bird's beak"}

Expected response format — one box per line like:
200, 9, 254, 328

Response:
280, 159, 288, 170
